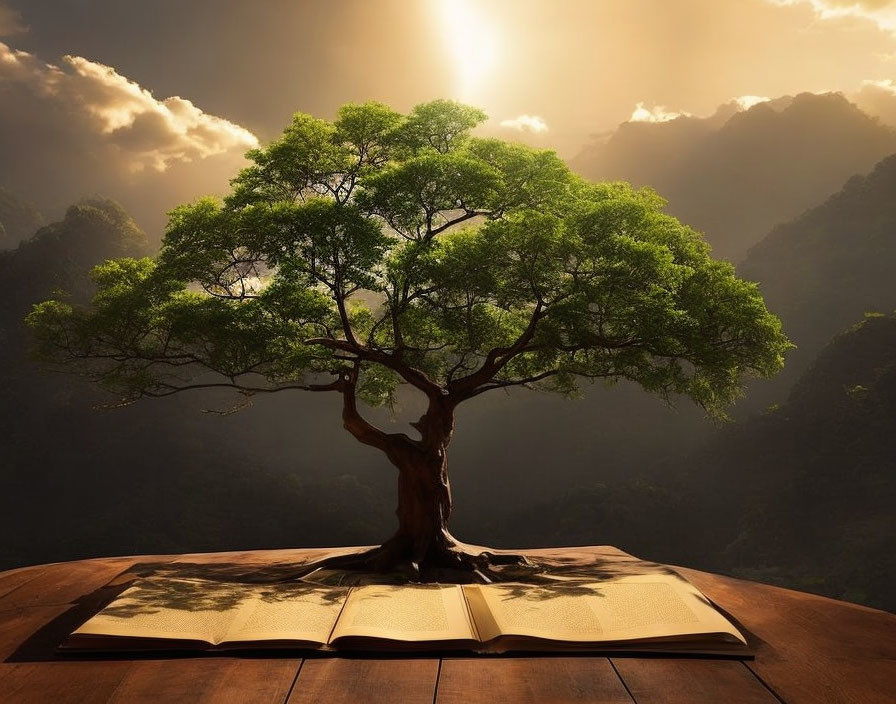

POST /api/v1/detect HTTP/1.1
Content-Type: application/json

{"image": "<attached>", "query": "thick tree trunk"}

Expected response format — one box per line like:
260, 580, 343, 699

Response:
388, 442, 457, 568
294, 382, 533, 581
374, 396, 464, 571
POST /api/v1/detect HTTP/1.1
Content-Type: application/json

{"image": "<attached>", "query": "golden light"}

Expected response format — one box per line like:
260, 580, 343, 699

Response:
437, 0, 500, 102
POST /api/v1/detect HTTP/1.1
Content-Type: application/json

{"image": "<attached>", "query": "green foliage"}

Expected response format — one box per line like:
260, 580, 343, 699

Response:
28, 99, 789, 415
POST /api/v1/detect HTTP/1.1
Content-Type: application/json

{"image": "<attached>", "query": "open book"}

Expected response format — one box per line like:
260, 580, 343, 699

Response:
62, 573, 748, 655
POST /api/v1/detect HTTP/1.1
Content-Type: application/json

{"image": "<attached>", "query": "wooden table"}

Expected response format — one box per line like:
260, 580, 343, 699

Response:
0, 546, 893, 703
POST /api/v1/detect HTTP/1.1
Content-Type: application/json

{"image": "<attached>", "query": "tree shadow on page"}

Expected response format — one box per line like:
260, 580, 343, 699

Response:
5, 550, 764, 662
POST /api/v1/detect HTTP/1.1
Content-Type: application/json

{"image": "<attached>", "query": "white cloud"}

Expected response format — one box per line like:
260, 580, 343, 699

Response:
733, 95, 772, 110
499, 114, 549, 133
0, 41, 258, 172
859, 77, 896, 90
769, 0, 896, 35
0, 2, 26, 36
629, 102, 690, 123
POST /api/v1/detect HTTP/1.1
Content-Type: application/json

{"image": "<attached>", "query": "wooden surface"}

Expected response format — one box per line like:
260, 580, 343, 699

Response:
1, 546, 894, 703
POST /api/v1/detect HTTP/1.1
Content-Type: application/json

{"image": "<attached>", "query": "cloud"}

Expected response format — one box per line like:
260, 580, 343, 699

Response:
0, 2, 26, 36
499, 114, 549, 132
0, 41, 260, 238
852, 78, 896, 125
629, 102, 691, 123
733, 95, 772, 110
0, 41, 257, 172
769, 0, 896, 35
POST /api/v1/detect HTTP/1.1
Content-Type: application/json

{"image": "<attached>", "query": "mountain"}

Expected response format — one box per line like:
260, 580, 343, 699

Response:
699, 312, 896, 610
484, 313, 896, 611
0, 199, 148, 357
740, 152, 896, 396
0, 186, 44, 250
571, 92, 896, 262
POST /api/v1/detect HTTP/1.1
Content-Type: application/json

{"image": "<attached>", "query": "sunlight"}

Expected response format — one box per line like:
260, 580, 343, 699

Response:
437, 0, 500, 102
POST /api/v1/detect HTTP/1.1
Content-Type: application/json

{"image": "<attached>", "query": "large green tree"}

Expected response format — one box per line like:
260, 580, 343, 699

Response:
28, 100, 789, 579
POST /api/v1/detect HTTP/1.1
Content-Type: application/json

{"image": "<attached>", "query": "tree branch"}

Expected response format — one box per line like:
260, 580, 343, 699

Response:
338, 362, 419, 454
305, 337, 442, 397
449, 300, 545, 398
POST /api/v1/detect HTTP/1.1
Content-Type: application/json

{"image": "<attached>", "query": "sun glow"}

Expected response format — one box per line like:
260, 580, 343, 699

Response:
437, 0, 500, 102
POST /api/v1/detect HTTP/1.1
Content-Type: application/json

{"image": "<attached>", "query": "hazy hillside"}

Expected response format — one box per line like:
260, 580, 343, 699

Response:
486, 313, 896, 611
0, 186, 44, 250
571, 92, 896, 262
705, 313, 896, 611
740, 153, 896, 398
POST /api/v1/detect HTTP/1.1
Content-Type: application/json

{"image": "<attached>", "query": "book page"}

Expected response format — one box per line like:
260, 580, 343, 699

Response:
223, 583, 349, 644
465, 574, 746, 644
72, 578, 252, 645
329, 584, 475, 643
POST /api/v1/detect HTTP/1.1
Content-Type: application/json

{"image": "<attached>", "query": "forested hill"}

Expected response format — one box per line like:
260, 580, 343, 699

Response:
0, 187, 44, 251
570, 92, 896, 262
694, 312, 896, 611
481, 313, 896, 611
740, 153, 896, 397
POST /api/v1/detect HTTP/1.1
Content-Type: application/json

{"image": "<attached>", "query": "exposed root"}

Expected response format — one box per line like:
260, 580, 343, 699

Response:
273, 540, 541, 585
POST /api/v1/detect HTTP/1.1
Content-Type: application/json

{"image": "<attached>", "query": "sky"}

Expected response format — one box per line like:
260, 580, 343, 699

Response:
3, 0, 896, 234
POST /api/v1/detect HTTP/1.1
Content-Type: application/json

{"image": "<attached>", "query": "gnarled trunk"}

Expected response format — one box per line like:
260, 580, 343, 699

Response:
390, 441, 456, 567
303, 378, 532, 581
378, 397, 463, 570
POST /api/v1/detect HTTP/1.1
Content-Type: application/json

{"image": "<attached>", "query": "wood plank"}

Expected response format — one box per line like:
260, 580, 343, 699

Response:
199, 657, 301, 703
288, 658, 439, 704
0, 558, 136, 611
678, 566, 896, 660
676, 566, 896, 704
742, 656, 896, 704
0, 605, 71, 660
0, 565, 48, 601
610, 658, 779, 703
436, 657, 633, 704
0, 661, 133, 704
106, 657, 301, 704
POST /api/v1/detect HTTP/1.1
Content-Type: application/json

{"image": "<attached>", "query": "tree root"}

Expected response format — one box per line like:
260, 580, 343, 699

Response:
272, 539, 542, 585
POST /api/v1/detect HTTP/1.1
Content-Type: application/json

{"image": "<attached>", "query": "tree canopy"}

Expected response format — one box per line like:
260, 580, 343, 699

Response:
28, 99, 789, 417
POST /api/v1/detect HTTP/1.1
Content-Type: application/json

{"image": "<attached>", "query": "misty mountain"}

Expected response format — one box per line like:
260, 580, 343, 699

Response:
571, 92, 896, 262
484, 312, 896, 611
740, 152, 896, 398
0, 200, 148, 384
694, 312, 896, 610
0, 186, 43, 250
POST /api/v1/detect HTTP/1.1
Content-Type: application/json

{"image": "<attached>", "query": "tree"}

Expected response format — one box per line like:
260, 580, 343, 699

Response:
27, 100, 790, 580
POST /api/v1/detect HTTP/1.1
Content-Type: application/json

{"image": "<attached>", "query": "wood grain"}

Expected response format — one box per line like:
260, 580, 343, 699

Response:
0, 565, 47, 601
678, 566, 896, 704
288, 658, 439, 704
0, 660, 133, 704
0, 559, 135, 611
106, 657, 301, 704
436, 657, 634, 704
610, 658, 780, 703
0, 605, 71, 660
